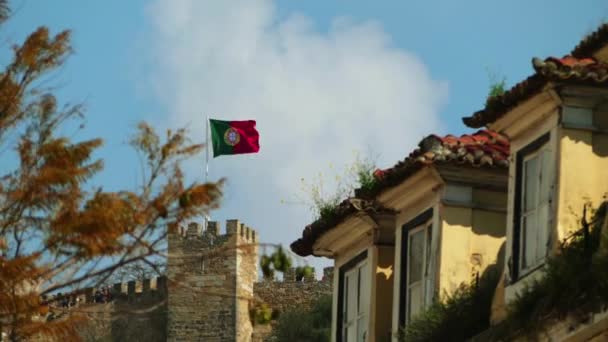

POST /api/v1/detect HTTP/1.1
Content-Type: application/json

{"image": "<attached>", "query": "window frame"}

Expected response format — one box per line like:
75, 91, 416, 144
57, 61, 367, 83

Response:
405, 223, 433, 322
512, 132, 552, 281
337, 250, 368, 342
399, 208, 434, 328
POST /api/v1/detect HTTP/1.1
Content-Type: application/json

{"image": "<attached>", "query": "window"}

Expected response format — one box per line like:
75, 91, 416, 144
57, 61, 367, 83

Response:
513, 133, 553, 278
342, 259, 369, 342
406, 223, 433, 322
399, 208, 434, 327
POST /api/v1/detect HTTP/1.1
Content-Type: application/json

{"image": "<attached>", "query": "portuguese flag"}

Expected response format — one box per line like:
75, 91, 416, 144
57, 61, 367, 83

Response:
209, 119, 260, 157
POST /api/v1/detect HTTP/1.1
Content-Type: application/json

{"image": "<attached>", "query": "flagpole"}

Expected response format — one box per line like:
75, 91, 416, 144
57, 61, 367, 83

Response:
204, 115, 210, 231
205, 115, 210, 183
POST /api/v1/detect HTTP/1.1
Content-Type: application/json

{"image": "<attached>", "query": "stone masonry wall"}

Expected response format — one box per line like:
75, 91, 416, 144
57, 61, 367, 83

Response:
39, 219, 330, 342
253, 267, 333, 315
251, 267, 333, 342
167, 220, 258, 342
40, 276, 168, 342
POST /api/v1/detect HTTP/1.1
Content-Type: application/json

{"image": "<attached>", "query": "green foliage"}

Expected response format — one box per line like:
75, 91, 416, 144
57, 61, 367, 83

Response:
250, 303, 273, 325
294, 152, 377, 222
295, 265, 315, 281
260, 245, 293, 280
351, 153, 377, 192
489, 202, 608, 339
476, 202, 608, 341
271, 294, 332, 342
400, 267, 500, 342
485, 69, 507, 104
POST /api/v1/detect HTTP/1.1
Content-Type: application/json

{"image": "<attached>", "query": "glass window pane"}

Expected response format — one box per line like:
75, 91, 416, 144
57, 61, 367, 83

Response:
357, 317, 367, 342
524, 156, 539, 212
540, 150, 552, 203
347, 271, 358, 321
409, 230, 425, 284
343, 275, 349, 319
537, 204, 549, 260
347, 324, 356, 342
408, 284, 423, 321
358, 263, 370, 315
522, 214, 537, 269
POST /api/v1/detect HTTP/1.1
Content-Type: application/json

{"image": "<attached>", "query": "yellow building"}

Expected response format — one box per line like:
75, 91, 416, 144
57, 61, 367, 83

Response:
291, 130, 509, 342
463, 23, 608, 341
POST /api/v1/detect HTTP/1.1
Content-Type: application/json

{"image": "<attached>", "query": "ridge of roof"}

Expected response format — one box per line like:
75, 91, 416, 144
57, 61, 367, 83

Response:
290, 130, 510, 257
463, 56, 608, 128
571, 23, 608, 58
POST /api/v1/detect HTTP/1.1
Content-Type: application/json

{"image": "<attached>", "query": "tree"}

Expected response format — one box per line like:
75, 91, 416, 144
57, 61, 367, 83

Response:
0, 4, 222, 341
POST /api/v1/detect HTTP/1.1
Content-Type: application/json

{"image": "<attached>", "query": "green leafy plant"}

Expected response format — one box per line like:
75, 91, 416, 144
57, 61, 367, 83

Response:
250, 303, 273, 326
292, 152, 377, 222
260, 245, 293, 280
295, 266, 315, 282
485, 69, 507, 105
271, 294, 332, 342
400, 267, 500, 342
477, 202, 608, 341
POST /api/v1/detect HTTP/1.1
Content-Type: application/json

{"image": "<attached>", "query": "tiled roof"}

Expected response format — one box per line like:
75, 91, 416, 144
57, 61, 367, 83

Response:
463, 56, 608, 128
358, 129, 509, 198
290, 198, 396, 257
290, 130, 509, 257
571, 23, 608, 58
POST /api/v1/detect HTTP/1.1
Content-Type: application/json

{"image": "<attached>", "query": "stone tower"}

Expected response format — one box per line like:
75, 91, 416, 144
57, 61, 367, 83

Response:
167, 219, 258, 342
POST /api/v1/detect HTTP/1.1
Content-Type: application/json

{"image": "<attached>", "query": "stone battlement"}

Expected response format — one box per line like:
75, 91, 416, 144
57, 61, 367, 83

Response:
45, 276, 167, 307
265, 267, 334, 283
174, 219, 257, 246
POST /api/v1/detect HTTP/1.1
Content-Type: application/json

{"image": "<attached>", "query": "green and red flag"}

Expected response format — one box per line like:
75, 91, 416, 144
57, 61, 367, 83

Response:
209, 119, 260, 157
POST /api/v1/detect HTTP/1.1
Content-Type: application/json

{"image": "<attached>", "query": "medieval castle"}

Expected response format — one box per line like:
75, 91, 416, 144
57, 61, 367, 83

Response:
47, 220, 332, 342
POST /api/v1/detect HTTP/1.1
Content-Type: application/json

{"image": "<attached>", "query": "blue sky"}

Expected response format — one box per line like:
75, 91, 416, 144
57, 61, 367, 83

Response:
5, 0, 608, 272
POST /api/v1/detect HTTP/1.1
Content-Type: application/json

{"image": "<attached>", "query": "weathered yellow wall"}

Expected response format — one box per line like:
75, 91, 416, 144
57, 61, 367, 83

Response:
440, 206, 473, 294
373, 246, 395, 342
557, 128, 608, 239
440, 203, 505, 296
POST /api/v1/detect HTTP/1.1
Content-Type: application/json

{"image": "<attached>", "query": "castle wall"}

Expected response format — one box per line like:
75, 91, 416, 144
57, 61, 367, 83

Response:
167, 220, 258, 342
253, 267, 333, 316
40, 219, 330, 342
40, 276, 168, 342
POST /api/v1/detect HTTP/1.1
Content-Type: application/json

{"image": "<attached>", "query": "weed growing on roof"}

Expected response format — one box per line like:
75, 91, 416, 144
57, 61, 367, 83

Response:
286, 151, 377, 222
485, 68, 507, 104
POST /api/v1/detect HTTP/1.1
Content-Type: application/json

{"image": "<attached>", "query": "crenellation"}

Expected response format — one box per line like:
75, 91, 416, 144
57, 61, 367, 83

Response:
127, 281, 136, 295
53, 219, 329, 342
226, 219, 240, 235
143, 278, 151, 292
186, 222, 200, 238
207, 221, 220, 237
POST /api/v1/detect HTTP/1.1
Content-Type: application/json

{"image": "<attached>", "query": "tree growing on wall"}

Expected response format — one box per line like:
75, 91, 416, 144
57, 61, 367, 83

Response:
0, 3, 222, 341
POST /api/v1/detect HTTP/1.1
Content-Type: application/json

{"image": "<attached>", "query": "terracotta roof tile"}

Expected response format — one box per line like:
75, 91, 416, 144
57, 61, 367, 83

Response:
463, 56, 608, 128
365, 129, 509, 196
290, 130, 509, 257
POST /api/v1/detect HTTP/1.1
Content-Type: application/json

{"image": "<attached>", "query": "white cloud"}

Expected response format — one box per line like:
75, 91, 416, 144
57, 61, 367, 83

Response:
145, 0, 448, 268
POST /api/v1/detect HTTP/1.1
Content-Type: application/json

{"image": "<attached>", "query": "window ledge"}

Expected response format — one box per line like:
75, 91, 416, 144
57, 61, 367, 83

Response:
515, 262, 546, 283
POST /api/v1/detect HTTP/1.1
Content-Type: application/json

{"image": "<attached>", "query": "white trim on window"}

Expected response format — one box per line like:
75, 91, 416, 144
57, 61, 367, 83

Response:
406, 222, 433, 322
519, 142, 552, 273
342, 259, 369, 342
